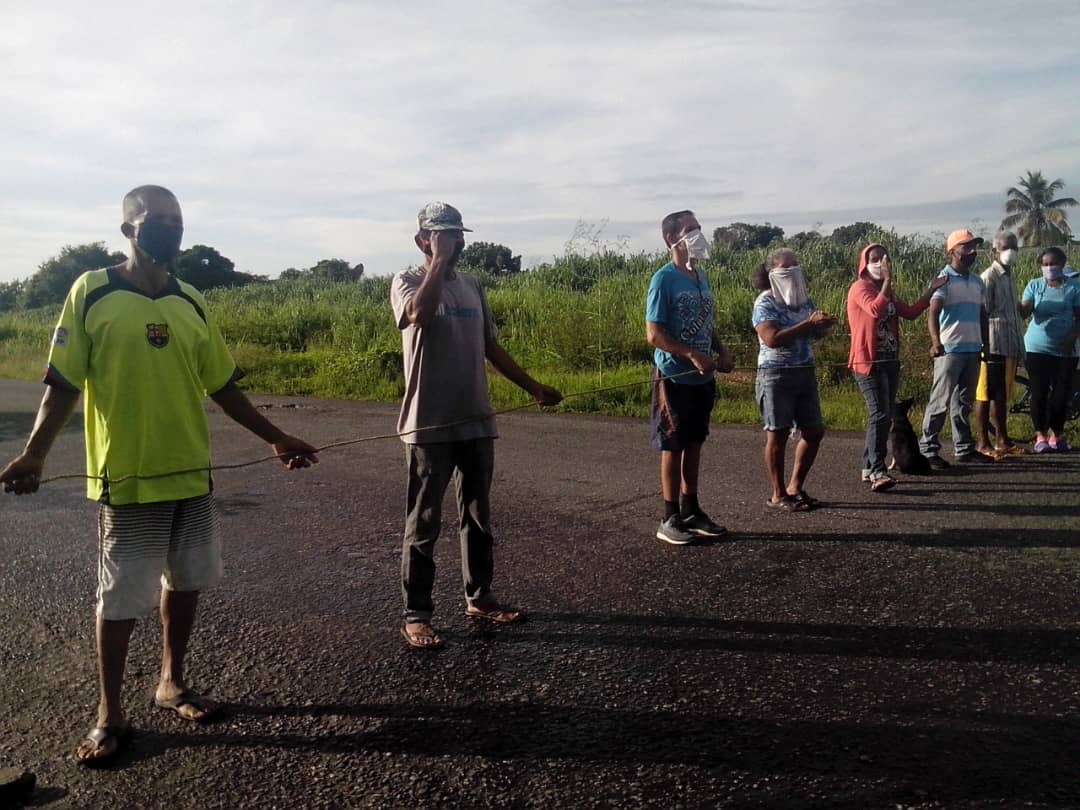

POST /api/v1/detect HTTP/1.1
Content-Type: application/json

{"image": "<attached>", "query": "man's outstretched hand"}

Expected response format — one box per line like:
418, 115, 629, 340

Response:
271, 436, 320, 470
1, 453, 45, 495
531, 384, 564, 407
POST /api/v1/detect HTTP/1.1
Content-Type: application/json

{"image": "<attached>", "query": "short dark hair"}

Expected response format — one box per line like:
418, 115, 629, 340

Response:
751, 262, 770, 291
1039, 246, 1067, 265
122, 185, 177, 223
661, 210, 695, 247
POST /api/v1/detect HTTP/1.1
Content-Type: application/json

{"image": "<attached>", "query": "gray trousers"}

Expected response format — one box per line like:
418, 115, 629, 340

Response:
920, 352, 981, 458
402, 439, 495, 623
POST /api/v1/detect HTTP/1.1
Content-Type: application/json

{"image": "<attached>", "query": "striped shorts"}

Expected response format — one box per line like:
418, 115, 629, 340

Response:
96, 494, 222, 620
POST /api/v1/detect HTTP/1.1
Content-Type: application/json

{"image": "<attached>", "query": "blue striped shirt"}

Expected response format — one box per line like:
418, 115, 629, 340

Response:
931, 266, 985, 353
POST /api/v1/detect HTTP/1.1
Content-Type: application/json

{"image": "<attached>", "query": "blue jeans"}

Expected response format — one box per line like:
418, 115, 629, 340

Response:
854, 358, 900, 475
920, 352, 981, 458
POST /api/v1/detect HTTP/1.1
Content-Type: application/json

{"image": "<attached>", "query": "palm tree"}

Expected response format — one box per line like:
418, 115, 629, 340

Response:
1000, 171, 1078, 246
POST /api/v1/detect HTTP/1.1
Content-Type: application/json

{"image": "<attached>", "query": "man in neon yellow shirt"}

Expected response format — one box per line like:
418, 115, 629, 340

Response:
0, 185, 318, 766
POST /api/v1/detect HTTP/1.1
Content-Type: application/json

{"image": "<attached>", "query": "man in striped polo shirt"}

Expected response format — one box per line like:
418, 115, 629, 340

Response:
0, 186, 318, 766
919, 229, 992, 467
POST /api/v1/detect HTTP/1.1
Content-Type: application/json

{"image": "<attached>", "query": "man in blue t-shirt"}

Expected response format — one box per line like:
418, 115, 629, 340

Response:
919, 229, 991, 467
645, 210, 734, 545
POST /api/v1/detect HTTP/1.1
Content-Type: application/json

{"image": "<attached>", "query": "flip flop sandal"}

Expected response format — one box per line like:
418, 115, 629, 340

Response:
465, 604, 525, 623
791, 492, 822, 510
401, 624, 444, 649
154, 690, 222, 723
765, 497, 799, 512
76, 724, 132, 768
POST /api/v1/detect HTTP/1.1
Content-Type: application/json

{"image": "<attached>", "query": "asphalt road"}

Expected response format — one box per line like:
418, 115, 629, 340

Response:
1, 379, 1078, 809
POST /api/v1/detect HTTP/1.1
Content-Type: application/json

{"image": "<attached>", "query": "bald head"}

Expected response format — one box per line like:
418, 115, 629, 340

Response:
123, 185, 181, 225
120, 185, 184, 266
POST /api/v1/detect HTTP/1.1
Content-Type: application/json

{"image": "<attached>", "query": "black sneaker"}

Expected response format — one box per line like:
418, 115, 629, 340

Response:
681, 511, 728, 538
656, 516, 695, 545
955, 451, 993, 464
925, 455, 951, 470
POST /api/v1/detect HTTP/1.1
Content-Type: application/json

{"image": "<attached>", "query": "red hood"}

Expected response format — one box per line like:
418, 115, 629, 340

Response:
857, 243, 886, 278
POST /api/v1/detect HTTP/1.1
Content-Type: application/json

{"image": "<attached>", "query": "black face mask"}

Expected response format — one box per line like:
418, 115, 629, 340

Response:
137, 221, 184, 265
956, 252, 977, 270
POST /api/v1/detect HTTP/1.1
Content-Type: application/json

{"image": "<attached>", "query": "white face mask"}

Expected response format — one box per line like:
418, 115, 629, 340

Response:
998, 248, 1018, 267
678, 229, 710, 261
769, 265, 808, 309
866, 261, 884, 280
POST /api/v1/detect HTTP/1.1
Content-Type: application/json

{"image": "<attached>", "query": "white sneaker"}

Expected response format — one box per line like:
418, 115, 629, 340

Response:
861, 469, 872, 483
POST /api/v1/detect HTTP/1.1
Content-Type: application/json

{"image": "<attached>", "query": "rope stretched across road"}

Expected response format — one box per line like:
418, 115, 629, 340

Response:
30, 354, 1005, 487
37, 368, 699, 486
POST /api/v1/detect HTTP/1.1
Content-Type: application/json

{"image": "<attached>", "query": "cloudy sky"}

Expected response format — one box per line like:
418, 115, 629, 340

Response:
2, 0, 1079, 282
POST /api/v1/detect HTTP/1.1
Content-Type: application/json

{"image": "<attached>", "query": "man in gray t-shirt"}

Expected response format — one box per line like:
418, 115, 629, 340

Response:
389, 202, 562, 649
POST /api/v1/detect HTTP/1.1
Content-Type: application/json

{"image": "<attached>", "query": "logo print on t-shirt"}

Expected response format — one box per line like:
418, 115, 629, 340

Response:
146, 323, 170, 348
675, 290, 712, 345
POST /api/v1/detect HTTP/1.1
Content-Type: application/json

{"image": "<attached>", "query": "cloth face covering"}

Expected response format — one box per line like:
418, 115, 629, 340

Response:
136, 221, 184, 265
866, 261, 884, 280
957, 252, 977, 270
998, 248, 1018, 267
679, 229, 711, 260
769, 265, 808, 309
1042, 264, 1064, 281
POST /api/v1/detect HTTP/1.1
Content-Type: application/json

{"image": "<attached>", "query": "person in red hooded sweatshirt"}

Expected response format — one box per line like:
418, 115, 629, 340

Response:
847, 244, 946, 491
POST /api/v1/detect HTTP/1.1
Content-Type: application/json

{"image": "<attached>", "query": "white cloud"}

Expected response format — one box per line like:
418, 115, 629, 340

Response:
1, 0, 1079, 281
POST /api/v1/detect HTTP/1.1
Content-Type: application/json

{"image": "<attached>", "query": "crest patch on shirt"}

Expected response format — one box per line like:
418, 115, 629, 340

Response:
146, 323, 170, 348
52, 327, 68, 347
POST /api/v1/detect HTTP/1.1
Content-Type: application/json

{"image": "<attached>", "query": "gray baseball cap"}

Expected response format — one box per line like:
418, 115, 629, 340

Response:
417, 201, 472, 232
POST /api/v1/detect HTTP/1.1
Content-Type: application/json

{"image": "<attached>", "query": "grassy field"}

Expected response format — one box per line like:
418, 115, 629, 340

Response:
1, 237, 1077, 441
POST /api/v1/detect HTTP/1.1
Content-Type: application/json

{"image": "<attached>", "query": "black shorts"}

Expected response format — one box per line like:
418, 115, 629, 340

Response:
650, 366, 716, 451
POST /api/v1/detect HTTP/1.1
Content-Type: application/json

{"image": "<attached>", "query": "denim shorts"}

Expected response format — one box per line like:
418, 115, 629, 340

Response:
755, 365, 823, 431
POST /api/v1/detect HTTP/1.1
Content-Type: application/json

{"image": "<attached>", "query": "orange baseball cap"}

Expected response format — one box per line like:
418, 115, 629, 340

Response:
945, 229, 984, 252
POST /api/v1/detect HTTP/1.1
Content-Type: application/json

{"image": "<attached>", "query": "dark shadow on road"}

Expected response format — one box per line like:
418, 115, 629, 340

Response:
123, 702, 1080, 805
819, 501, 1080, 518
495, 613, 1080, 664
25, 786, 69, 807
729, 528, 1078, 549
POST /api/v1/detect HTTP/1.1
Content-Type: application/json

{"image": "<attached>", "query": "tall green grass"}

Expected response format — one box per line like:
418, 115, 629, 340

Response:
1, 236, 1076, 441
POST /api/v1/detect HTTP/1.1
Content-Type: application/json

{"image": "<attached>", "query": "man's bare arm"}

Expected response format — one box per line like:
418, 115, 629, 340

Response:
404, 232, 457, 326
484, 340, 562, 405
0, 385, 80, 494
210, 382, 319, 468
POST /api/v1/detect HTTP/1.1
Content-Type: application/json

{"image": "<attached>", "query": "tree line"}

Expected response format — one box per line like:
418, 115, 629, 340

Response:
0, 239, 529, 313
2, 170, 1074, 314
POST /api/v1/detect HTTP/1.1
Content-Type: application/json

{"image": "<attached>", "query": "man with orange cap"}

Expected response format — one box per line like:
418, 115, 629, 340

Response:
919, 229, 992, 467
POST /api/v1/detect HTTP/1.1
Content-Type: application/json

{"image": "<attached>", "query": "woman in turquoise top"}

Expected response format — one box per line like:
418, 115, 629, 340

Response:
1019, 247, 1080, 452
